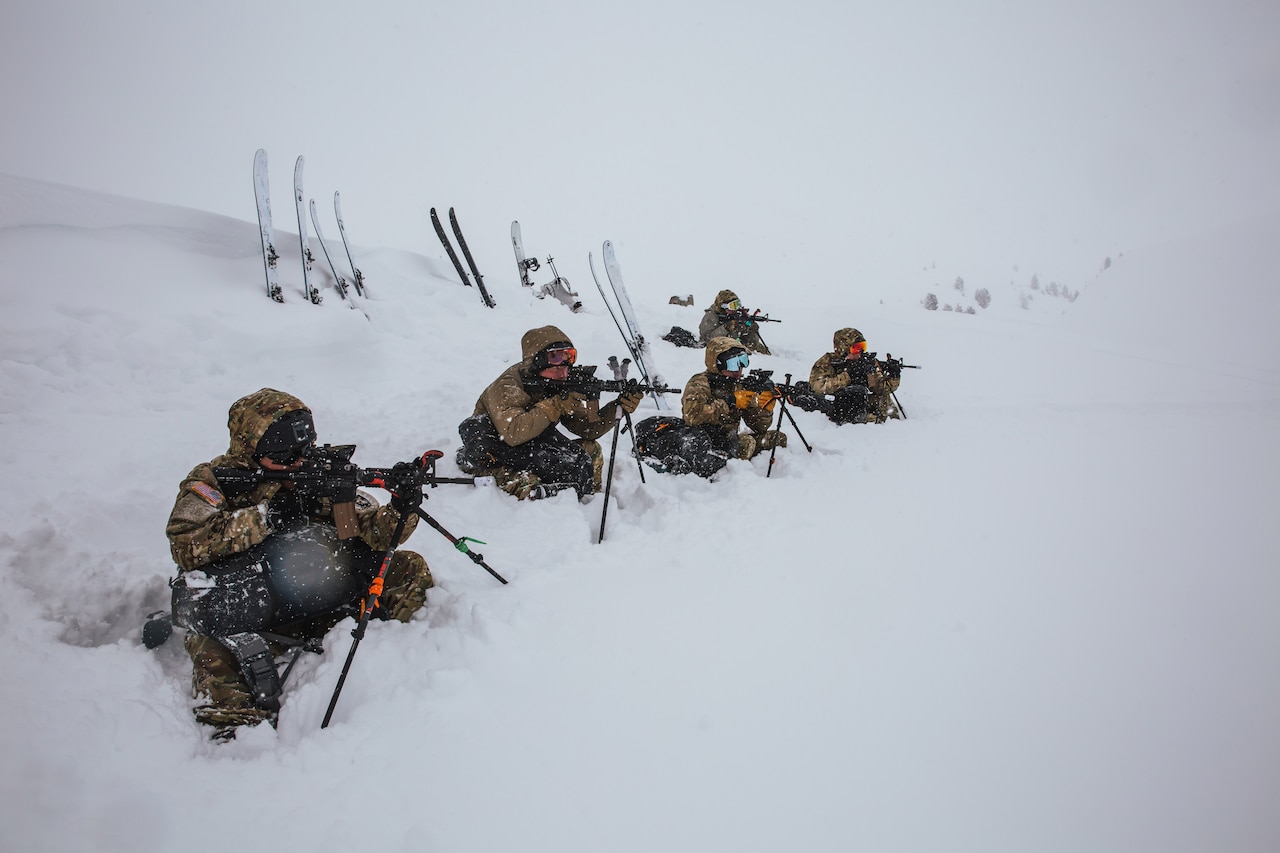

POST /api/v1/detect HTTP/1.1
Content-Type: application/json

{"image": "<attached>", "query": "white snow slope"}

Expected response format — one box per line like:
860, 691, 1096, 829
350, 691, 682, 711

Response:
1, 172, 1278, 852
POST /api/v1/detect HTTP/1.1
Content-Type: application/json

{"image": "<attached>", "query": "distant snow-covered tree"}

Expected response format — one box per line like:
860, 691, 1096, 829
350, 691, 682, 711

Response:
965, 306, 975, 314
1030, 274, 1040, 291
1102, 256, 1112, 271
954, 276, 965, 293
974, 288, 991, 308
923, 293, 938, 311
943, 304, 954, 312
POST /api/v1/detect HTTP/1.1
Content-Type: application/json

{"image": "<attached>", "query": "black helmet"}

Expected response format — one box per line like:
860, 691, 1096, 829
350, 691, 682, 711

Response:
255, 409, 316, 463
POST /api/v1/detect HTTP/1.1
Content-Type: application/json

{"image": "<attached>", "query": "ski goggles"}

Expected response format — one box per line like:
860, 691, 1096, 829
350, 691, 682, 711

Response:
848, 341, 868, 356
720, 299, 743, 312
720, 351, 750, 372
544, 346, 577, 366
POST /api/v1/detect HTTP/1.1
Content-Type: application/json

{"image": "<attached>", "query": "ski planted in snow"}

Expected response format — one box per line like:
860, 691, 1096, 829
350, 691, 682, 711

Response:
511, 220, 540, 288
293, 156, 321, 304
252, 149, 282, 303
512, 220, 581, 312
591, 242, 667, 410
449, 208, 495, 308
309, 199, 350, 300
431, 207, 477, 295
333, 191, 366, 296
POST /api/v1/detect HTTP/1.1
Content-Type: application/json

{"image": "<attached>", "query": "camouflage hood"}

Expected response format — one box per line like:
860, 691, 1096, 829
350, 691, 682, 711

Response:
707, 289, 740, 311
224, 388, 312, 467
832, 327, 866, 352
519, 325, 574, 373
704, 336, 746, 372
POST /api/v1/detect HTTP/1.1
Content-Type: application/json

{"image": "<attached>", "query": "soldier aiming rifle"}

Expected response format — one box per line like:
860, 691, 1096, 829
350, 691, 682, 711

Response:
807, 328, 920, 423
698, 289, 776, 354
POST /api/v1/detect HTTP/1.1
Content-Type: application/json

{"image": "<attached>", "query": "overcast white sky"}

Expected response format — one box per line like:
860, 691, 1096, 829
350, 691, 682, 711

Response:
3, 0, 1278, 291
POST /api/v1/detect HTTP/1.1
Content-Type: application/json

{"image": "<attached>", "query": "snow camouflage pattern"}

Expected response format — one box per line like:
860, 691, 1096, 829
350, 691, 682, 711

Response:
165, 388, 432, 734
809, 328, 902, 423
697, 288, 772, 355
459, 326, 615, 499
681, 336, 786, 460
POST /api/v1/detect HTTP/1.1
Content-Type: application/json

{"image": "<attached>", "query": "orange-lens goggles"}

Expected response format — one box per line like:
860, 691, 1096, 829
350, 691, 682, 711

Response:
546, 346, 577, 366
848, 341, 867, 356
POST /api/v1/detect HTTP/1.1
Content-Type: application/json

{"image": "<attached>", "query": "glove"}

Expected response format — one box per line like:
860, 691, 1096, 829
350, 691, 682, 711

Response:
388, 462, 423, 512
535, 396, 567, 422
618, 391, 643, 414
757, 390, 778, 412
734, 389, 759, 410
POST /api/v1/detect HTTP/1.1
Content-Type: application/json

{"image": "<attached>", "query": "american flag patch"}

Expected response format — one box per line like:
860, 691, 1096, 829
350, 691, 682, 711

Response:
191, 482, 225, 508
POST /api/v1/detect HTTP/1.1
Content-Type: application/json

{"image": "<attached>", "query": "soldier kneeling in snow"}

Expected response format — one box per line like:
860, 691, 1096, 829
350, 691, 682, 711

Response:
164, 388, 432, 741
633, 337, 786, 478
455, 325, 642, 500
804, 328, 902, 424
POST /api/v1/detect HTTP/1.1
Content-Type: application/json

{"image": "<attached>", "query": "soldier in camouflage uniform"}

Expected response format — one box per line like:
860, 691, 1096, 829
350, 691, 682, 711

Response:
455, 325, 643, 500
165, 388, 432, 740
697, 288, 772, 355
808, 327, 902, 424
679, 336, 786, 466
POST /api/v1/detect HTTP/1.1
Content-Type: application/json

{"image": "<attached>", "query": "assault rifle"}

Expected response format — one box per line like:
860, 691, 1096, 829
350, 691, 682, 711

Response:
737, 368, 802, 397
719, 307, 781, 327
526, 364, 681, 401
214, 444, 474, 504
212, 444, 504, 583
829, 352, 881, 385
878, 353, 922, 380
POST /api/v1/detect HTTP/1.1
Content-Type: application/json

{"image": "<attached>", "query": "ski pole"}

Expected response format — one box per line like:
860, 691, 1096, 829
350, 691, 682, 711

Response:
622, 409, 646, 484
322, 506, 410, 728
598, 408, 624, 544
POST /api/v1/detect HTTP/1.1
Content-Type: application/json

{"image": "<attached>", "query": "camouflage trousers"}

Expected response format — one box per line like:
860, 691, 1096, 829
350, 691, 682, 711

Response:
186, 549, 432, 731
737, 429, 787, 460
867, 377, 902, 423
489, 437, 604, 500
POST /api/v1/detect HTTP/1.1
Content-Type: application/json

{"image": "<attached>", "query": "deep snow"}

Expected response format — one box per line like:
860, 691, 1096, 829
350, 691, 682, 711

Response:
1, 170, 1277, 852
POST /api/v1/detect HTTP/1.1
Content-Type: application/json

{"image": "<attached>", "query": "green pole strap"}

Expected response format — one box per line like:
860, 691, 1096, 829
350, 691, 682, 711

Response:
455, 536, 486, 554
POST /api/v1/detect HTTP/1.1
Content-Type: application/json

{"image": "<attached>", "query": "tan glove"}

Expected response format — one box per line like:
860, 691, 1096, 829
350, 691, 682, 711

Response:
560, 391, 589, 413
734, 389, 759, 410
756, 390, 778, 412
619, 391, 643, 414
535, 396, 567, 422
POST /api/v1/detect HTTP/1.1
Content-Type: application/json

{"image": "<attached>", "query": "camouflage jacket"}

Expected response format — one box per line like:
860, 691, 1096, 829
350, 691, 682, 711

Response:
472, 324, 620, 446
165, 388, 417, 572
682, 336, 774, 445
696, 288, 772, 355
809, 327, 899, 396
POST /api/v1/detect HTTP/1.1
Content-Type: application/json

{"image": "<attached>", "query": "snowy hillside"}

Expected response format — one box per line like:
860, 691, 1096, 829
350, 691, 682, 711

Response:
1, 172, 1278, 853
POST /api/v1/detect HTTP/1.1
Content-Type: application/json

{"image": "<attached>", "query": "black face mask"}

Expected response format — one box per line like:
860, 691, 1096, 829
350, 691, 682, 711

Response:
255, 410, 316, 463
